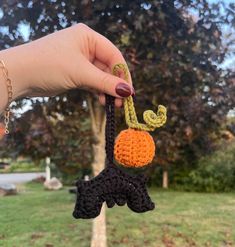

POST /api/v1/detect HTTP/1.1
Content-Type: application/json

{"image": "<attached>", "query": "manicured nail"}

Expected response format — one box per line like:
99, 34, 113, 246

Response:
131, 86, 136, 96
115, 83, 132, 97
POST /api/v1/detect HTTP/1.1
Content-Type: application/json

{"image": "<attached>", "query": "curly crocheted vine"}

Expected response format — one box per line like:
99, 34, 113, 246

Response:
113, 64, 167, 167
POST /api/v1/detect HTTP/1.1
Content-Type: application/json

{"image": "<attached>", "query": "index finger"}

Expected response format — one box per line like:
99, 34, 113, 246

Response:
92, 30, 133, 85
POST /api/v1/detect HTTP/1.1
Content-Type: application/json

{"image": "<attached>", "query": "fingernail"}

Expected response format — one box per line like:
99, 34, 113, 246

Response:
131, 86, 135, 96
115, 83, 132, 97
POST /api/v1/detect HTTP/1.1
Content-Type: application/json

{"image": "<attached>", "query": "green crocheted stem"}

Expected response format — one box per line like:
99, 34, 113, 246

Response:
112, 64, 167, 131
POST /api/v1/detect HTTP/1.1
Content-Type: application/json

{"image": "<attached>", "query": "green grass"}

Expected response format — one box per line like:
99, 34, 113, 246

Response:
0, 183, 234, 247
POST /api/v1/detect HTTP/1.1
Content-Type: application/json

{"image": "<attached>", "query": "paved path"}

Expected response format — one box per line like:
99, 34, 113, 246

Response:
0, 172, 45, 185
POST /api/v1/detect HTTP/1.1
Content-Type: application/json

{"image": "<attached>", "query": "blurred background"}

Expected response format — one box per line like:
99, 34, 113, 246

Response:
0, 0, 234, 247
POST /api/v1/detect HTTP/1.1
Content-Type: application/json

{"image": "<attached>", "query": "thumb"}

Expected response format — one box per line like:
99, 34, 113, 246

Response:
80, 59, 133, 98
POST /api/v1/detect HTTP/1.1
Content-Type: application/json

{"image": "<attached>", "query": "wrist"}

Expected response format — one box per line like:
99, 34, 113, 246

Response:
0, 73, 8, 113
0, 45, 32, 104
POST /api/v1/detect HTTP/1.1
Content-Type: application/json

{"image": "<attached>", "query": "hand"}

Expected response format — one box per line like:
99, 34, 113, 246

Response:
0, 23, 134, 109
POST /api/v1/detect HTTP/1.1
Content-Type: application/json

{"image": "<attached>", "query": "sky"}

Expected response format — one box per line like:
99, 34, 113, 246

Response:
209, 0, 234, 3
16, 0, 234, 70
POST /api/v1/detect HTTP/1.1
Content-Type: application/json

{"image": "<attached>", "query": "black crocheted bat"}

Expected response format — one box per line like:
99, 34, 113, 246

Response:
73, 164, 155, 219
73, 95, 155, 219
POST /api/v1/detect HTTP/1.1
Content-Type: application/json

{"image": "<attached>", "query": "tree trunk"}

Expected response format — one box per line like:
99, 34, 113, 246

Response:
91, 136, 106, 247
91, 200, 106, 247
162, 169, 168, 189
88, 96, 107, 247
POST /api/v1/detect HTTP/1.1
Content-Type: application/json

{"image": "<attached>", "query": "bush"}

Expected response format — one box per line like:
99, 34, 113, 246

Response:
5, 160, 44, 173
48, 162, 92, 186
186, 141, 235, 192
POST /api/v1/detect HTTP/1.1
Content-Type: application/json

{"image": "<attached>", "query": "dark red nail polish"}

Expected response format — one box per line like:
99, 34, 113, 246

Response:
131, 86, 136, 96
115, 83, 132, 97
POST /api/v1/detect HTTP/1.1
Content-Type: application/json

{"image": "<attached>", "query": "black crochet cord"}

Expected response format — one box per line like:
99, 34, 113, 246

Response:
105, 94, 115, 165
73, 95, 155, 219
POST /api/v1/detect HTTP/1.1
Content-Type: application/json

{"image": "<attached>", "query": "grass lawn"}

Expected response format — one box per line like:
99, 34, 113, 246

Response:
0, 183, 234, 247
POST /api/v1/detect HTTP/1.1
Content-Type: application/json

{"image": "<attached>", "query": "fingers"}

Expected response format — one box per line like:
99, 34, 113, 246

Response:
91, 30, 133, 85
73, 24, 135, 105
80, 57, 134, 98
115, 98, 123, 108
93, 60, 124, 108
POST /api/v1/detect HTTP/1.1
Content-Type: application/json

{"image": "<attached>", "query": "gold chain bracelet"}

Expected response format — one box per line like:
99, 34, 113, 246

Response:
0, 60, 13, 134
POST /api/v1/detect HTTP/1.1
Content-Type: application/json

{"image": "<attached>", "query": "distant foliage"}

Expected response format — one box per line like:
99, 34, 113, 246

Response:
0, 0, 234, 180
188, 141, 235, 192
5, 160, 44, 173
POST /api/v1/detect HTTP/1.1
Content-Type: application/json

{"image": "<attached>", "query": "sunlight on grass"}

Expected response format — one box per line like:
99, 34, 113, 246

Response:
0, 183, 234, 247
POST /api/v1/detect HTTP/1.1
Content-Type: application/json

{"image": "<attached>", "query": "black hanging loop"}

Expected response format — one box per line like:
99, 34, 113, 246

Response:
105, 94, 115, 165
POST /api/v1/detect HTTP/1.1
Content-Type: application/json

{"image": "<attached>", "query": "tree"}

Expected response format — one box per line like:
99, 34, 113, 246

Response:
0, 0, 234, 246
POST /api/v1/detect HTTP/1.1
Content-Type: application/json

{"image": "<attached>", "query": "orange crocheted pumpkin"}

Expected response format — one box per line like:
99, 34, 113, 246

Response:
0, 124, 5, 139
114, 128, 155, 167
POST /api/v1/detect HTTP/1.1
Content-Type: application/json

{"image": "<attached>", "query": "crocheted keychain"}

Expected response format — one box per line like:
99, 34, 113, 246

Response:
73, 64, 167, 219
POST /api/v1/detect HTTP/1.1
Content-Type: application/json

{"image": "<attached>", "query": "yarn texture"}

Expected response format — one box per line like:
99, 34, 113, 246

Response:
113, 64, 167, 131
73, 94, 155, 219
73, 164, 155, 219
73, 63, 167, 219
113, 63, 167, 167
114, 129, 155, 167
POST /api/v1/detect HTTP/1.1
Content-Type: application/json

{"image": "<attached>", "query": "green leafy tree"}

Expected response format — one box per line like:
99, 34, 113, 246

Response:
0, 1, 234, 246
